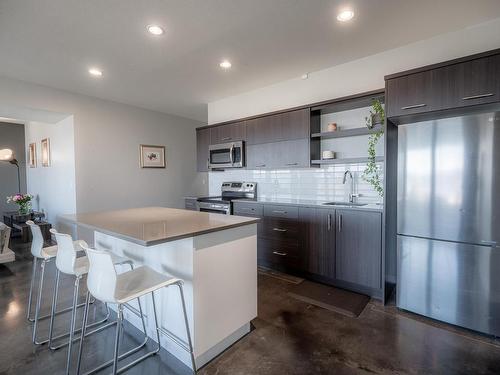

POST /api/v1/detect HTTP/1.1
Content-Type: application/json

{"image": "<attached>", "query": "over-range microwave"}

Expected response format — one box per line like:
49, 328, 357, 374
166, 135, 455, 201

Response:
208, 141, 245, 169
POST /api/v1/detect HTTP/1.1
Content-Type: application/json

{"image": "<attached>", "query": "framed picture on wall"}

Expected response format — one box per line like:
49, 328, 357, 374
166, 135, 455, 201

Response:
140, 144, 166, 168
41, 138, 51, 167
28, 143, 37, 168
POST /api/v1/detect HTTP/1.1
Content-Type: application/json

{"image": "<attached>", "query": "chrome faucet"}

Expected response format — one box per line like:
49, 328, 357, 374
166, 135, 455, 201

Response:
343, 170, 352, 184
343, 170, 359, 203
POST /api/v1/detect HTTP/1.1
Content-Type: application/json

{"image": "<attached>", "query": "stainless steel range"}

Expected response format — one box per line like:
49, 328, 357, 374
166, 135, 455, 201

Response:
197, 182, 257, 215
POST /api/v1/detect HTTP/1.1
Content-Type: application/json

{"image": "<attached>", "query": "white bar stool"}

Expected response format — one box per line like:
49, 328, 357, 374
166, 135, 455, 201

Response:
48, 229, 142, 375
76, 244, 196, 375
26, 220, 87, 345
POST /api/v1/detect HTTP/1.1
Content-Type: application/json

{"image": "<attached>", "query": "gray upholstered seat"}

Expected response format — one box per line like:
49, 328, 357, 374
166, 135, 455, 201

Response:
0, 222, 12, 254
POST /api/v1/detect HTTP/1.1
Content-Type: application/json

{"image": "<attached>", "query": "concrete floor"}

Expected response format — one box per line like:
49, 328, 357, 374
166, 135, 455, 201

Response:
1, 241, 500, 375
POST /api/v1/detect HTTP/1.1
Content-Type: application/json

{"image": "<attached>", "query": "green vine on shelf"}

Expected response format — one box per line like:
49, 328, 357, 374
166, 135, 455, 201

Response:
362, 99, 385, 197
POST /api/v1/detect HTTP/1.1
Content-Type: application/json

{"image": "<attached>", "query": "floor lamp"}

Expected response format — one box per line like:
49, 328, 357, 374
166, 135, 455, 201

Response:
0, 148, 21, 193
0, 148, 19, 264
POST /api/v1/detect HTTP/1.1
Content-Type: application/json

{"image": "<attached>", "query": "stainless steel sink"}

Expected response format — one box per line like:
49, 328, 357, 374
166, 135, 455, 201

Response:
323, 202, 368, 207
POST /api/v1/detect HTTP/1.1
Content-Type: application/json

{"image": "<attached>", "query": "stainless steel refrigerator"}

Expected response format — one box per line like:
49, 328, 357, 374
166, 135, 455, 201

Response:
397, 111, 500, 336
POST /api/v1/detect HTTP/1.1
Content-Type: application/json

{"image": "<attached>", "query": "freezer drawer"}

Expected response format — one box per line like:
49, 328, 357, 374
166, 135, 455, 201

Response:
397, 235, 500, 336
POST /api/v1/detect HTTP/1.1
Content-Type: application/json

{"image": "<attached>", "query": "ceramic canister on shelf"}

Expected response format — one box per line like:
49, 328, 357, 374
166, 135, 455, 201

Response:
322, 150, 336, 160
327, 123, 338, 132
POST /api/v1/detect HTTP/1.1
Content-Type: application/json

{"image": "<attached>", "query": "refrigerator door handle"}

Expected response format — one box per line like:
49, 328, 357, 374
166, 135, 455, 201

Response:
481, 240, 498, 247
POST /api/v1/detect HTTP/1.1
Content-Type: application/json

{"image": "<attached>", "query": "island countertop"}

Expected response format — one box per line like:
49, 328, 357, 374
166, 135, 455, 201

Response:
61, 207, 259, 246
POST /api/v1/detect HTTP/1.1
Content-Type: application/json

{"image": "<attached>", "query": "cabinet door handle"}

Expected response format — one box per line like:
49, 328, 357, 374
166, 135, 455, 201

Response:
272, 210, 287, 214
221, 137, 232, 141
286, 163, 298, 166
401, 103, 426, 110
273, 251, 287, 256
257, 164, 266, 167
338, 214, 343, 232
327, 214, 332, 231
462, 93, 494, 101
273, 228, 287, 232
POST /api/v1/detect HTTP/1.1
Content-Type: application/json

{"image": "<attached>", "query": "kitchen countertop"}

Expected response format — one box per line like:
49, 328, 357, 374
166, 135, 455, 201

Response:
61, 207, 259, 246
233, 198, 383, 212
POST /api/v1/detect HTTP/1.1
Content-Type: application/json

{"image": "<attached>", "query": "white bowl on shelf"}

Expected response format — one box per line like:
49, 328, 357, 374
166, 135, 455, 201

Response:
322, 151, 336, 160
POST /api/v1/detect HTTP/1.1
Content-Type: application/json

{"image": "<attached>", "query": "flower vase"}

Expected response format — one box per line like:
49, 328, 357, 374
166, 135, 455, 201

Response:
18, 202, 31, 215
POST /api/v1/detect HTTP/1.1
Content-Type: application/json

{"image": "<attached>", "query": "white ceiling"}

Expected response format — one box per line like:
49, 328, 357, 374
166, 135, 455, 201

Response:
1, 1, 500, 122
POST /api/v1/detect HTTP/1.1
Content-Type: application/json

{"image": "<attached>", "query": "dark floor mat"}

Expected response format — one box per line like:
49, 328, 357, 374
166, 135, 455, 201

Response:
288, 280, 370, 317
258, 266, 304, 284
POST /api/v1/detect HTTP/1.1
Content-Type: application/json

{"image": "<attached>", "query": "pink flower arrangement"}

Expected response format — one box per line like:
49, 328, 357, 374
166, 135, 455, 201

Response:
7, 193, 32, 204
7, 193, 33, 214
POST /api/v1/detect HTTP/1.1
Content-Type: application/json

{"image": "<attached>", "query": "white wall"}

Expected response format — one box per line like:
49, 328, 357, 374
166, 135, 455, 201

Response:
25, 117, 77, 225
208, 18, 500, 124
0, 76, 208, 217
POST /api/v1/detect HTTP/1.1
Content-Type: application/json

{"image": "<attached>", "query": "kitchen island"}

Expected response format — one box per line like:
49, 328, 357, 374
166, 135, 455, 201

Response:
61, 207, 259, 370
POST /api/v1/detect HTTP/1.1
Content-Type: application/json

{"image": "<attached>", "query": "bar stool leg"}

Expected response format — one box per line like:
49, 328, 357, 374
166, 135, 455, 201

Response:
112, 304, 124, 375
27, 257, 37, 321
76, 291, 91, 375
29, 259, 92, 328
32, 259, 48, 344
75, 299, 149, 375
48, 269, 61, 348
150, 291, 161, 352
66, 275, 81, 375
136, 296, 147, 342
177, 282, 196, 373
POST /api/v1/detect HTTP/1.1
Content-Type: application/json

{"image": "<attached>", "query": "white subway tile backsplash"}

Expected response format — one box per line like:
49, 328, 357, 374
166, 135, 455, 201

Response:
208, 162, 384, 204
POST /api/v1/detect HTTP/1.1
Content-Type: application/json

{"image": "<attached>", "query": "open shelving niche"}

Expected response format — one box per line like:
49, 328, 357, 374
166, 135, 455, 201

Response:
309, 90, 385, 166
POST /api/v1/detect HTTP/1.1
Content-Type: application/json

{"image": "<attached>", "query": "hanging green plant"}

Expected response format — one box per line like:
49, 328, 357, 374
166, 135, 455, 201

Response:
362, 99, 385, 197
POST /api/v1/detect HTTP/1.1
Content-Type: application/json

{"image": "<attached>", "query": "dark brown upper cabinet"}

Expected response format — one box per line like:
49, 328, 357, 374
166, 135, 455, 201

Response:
386, 50, 500, 120
196, 128, 210, 172
458, 54, 500, 106
246, 108, 310, 145
210, 121, 246, 145
428, 63, 461, 111
386, 70, 434, 118
246, 139, 310, 169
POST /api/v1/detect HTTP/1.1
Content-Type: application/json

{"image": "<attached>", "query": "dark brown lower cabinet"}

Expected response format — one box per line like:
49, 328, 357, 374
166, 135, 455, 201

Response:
234, 202, 383, 298
299, 207, 335, 279
258, 237, 302, 270
335, 209, 382, 290
258, 214, 303, 271
184, 198, 198, 211
233, 202, 263, 233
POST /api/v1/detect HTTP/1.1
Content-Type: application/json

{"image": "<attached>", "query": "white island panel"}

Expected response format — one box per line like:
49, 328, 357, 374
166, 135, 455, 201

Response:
93, 222, 257, 370
193, 224, 257, 358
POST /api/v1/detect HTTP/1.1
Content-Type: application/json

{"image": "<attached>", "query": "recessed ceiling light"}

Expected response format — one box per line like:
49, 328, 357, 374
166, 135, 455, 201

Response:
219, 60, 232, 69
147, 24, 164, 36
88, 68, 103, 77
337, 9, 354, 22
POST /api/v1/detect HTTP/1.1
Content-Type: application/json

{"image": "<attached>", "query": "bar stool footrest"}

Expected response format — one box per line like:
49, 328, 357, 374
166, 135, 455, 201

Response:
157, 327, 193, 354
